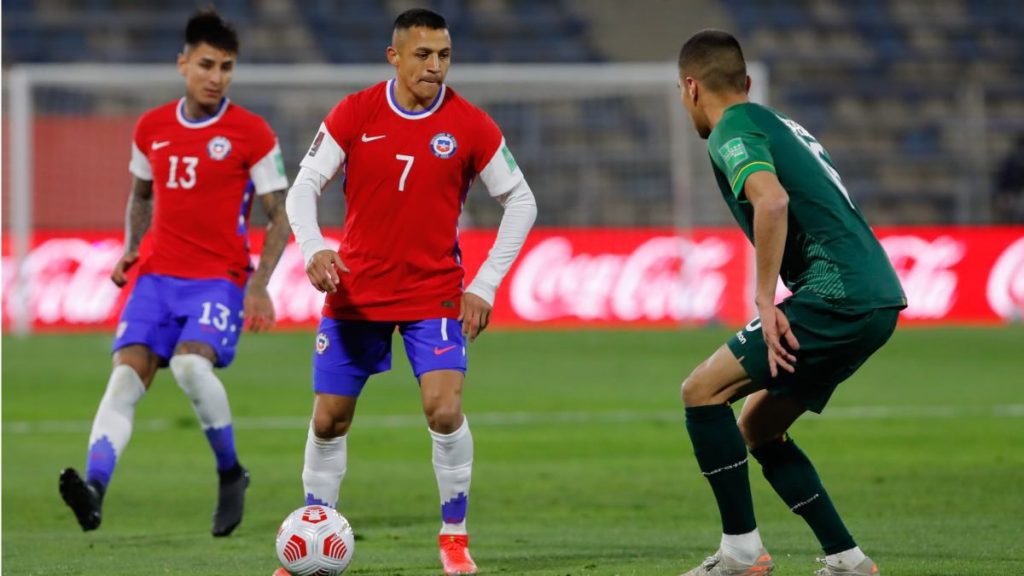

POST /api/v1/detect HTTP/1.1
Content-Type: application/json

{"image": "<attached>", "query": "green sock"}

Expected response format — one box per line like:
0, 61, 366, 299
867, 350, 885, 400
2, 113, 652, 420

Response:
751, 435, 856, 554
685, 404, 757, 535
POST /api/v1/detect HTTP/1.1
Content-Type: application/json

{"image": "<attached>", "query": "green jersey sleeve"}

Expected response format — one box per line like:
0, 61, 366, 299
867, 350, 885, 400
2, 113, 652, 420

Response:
709, 108, 776, 198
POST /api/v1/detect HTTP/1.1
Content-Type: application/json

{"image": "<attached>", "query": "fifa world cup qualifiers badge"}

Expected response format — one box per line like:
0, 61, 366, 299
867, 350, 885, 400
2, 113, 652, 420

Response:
315, 332, 330, 355
430, 132, 457, 159
207, 136, 232, 160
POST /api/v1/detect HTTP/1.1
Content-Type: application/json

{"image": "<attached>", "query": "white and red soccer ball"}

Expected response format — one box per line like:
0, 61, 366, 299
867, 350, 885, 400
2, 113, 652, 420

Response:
275, 505, 355, 576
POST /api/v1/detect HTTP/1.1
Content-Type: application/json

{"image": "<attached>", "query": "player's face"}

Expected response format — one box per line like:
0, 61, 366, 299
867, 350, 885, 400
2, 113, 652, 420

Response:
388, 27, 452, 105
178, 42, 235, 112
678, 74, 712, 139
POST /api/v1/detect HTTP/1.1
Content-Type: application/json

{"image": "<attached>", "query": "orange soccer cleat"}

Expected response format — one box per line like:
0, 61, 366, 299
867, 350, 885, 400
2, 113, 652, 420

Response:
439, 534, 478, 575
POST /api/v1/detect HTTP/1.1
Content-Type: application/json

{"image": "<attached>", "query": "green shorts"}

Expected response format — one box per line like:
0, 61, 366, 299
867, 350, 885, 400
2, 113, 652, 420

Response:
726, 293, 901, 413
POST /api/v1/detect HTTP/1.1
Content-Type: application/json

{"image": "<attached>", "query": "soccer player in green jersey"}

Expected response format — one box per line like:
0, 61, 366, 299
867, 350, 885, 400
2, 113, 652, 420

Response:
675, 30, 906, 576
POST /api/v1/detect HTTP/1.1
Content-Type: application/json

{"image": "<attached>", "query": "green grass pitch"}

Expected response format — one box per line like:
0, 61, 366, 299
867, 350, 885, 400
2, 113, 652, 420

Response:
3, 327, 1023, 575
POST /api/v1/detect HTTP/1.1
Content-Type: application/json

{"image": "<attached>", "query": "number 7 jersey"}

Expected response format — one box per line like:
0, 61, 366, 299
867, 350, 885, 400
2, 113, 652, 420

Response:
128, 98, 289, 287
300, 80, 522, 321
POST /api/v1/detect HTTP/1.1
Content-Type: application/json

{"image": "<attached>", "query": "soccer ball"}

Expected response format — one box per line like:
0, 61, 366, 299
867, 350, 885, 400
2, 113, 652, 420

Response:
275, 505, 355, 576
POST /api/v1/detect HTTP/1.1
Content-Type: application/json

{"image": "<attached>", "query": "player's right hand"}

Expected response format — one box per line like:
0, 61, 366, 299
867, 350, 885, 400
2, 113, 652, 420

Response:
306, 249, 349, 293
758, 304, 800, 378
110, 251, 139, 288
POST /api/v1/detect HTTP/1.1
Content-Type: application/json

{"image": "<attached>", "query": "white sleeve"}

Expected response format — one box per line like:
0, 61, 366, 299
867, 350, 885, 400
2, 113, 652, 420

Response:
298, 122, 346, 180
129, 142, 152, 181
478, 137, 522, 197
466, 146, 537, 305
285, 166, 332, 266
249, 140, 289, 195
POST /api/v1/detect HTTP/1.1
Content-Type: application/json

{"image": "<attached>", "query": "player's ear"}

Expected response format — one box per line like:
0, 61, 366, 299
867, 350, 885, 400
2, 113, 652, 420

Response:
744, 75, 752, 94
177, 50, 188, 77
386, 46, 399, 66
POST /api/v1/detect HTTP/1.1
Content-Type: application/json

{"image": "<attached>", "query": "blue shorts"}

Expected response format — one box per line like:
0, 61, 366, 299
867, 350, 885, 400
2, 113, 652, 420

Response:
312, 318, 467, 397
113, 274, 245, 368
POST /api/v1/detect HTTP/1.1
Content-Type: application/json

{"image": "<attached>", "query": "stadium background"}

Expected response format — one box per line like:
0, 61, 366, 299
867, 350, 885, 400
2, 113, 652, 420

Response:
2, 2, 1023, 575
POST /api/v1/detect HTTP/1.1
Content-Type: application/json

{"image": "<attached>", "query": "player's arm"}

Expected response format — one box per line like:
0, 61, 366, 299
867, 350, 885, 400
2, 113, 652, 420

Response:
463, 140, 538, 341
288, 119, 350, 294
111, 177, 154, 288
286, 167, 348, 294
744, 170, 800, 376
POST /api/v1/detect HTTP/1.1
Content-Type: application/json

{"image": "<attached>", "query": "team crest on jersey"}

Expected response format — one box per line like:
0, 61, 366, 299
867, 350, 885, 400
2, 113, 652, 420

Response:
316, 332, 330, 355
207, 136, 232, 160
430, 132, 457, 159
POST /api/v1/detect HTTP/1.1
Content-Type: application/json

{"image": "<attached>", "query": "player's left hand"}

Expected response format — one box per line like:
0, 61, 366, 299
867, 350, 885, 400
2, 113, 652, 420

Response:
759, 304, 800, 378
459, 292, 492, 342
243, 284, 276, 333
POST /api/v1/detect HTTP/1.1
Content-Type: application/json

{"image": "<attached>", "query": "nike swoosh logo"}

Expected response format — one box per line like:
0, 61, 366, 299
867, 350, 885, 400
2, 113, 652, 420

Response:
434, 345, 457, 355
151, 141, 171, 150
361, 133, 386, 142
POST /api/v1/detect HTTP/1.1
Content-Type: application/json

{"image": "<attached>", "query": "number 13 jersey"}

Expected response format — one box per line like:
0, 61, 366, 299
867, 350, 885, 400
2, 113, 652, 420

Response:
129, 98, 288, 287
301, 79, 522, 321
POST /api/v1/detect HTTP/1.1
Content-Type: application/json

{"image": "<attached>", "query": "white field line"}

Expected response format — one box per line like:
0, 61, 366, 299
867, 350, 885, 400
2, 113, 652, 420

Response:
4, 404, 1023, 435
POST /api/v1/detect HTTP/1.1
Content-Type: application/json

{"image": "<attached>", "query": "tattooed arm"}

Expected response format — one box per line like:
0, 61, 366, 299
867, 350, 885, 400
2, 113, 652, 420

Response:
244, 189, 291, 332
111, 177, 154, 288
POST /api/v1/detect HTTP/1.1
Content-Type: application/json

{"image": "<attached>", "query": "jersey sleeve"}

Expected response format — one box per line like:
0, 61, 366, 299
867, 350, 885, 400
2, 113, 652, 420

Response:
299, 98, 353, 180
128, 116, 152, 181
248, 117, 289, 195
474, 111, 522, 197
709, 111, 775, 198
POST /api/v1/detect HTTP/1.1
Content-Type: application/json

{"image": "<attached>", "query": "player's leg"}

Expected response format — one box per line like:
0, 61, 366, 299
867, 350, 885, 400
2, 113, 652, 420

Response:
61, 274, 172, 531
680, 343, 773, 576
305, 319, 393, 508
740, 392, 877, 575
400, 318, 475, 575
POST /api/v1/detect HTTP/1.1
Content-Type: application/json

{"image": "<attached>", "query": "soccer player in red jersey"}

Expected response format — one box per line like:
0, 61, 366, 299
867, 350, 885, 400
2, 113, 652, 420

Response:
284, 9, 537, 575
59, 9, 291, 538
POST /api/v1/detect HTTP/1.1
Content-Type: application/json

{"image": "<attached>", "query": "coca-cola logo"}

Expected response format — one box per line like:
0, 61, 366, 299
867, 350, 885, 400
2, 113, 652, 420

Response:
986, 237, 1024, 320
509, 236, 732, 322
881, 235, 964, 319
2, 238, 125, 324
1, 236, 336, 326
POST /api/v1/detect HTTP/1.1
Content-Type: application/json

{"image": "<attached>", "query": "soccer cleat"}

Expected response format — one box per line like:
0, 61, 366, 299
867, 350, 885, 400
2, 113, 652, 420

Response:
680, 548, 774, 576
211, 466, 250, 537
439, 534, 478, 575
815, 556, 880, 576
271, 568, 291, 576
59, 467, 104, 531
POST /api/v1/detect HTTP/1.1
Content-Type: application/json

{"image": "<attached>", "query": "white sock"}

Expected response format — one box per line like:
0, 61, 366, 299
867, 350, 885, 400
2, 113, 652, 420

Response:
86, 364, 146, 486
302, 423, 347, 508
431, 417, 473, 536
170, 354, 238, 471
826, 546, 867, 567
720, 528, 765, 565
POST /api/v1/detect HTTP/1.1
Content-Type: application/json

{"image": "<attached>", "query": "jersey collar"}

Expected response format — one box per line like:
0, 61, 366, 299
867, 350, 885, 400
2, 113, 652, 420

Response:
176, 97, 230, 129
386, 78, 445, 120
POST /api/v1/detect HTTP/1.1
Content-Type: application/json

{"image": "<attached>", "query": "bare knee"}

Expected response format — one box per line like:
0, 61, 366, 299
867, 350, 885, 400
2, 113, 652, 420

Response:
424, 402, 463, 434
113, 345, 159, 387
312, 410, 352, 438
681, 363, 714, 407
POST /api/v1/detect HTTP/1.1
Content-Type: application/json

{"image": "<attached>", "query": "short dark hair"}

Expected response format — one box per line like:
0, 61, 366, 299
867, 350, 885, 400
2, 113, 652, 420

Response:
393, 8, 448, 32
185, 8, 239, 54
678, 29, 746, 93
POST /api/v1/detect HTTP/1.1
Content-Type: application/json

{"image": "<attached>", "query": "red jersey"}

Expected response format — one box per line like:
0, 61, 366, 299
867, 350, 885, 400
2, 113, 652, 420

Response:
301, 80, 519, 321
129, 98, 289, 287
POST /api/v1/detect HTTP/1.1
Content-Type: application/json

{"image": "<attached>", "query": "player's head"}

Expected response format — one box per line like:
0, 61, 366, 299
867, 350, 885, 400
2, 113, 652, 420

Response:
178, 8, 239, 111
677, 29, 751, 139
387, 9, 451, 105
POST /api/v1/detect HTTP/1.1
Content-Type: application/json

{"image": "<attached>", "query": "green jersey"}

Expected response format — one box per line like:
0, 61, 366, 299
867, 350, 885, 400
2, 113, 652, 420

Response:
708, 103, 906, 310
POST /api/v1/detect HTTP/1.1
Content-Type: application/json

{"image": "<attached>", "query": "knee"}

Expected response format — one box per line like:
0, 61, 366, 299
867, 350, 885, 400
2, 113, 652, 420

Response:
169, 354, 213, 391
738, 416, 782, 451
311, 410, 351, 439
681, 364, 712, 407
425, 404, 463, 434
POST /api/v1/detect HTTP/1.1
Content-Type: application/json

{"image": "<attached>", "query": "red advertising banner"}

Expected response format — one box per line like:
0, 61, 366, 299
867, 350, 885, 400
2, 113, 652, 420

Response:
2, 227, 1022, 331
